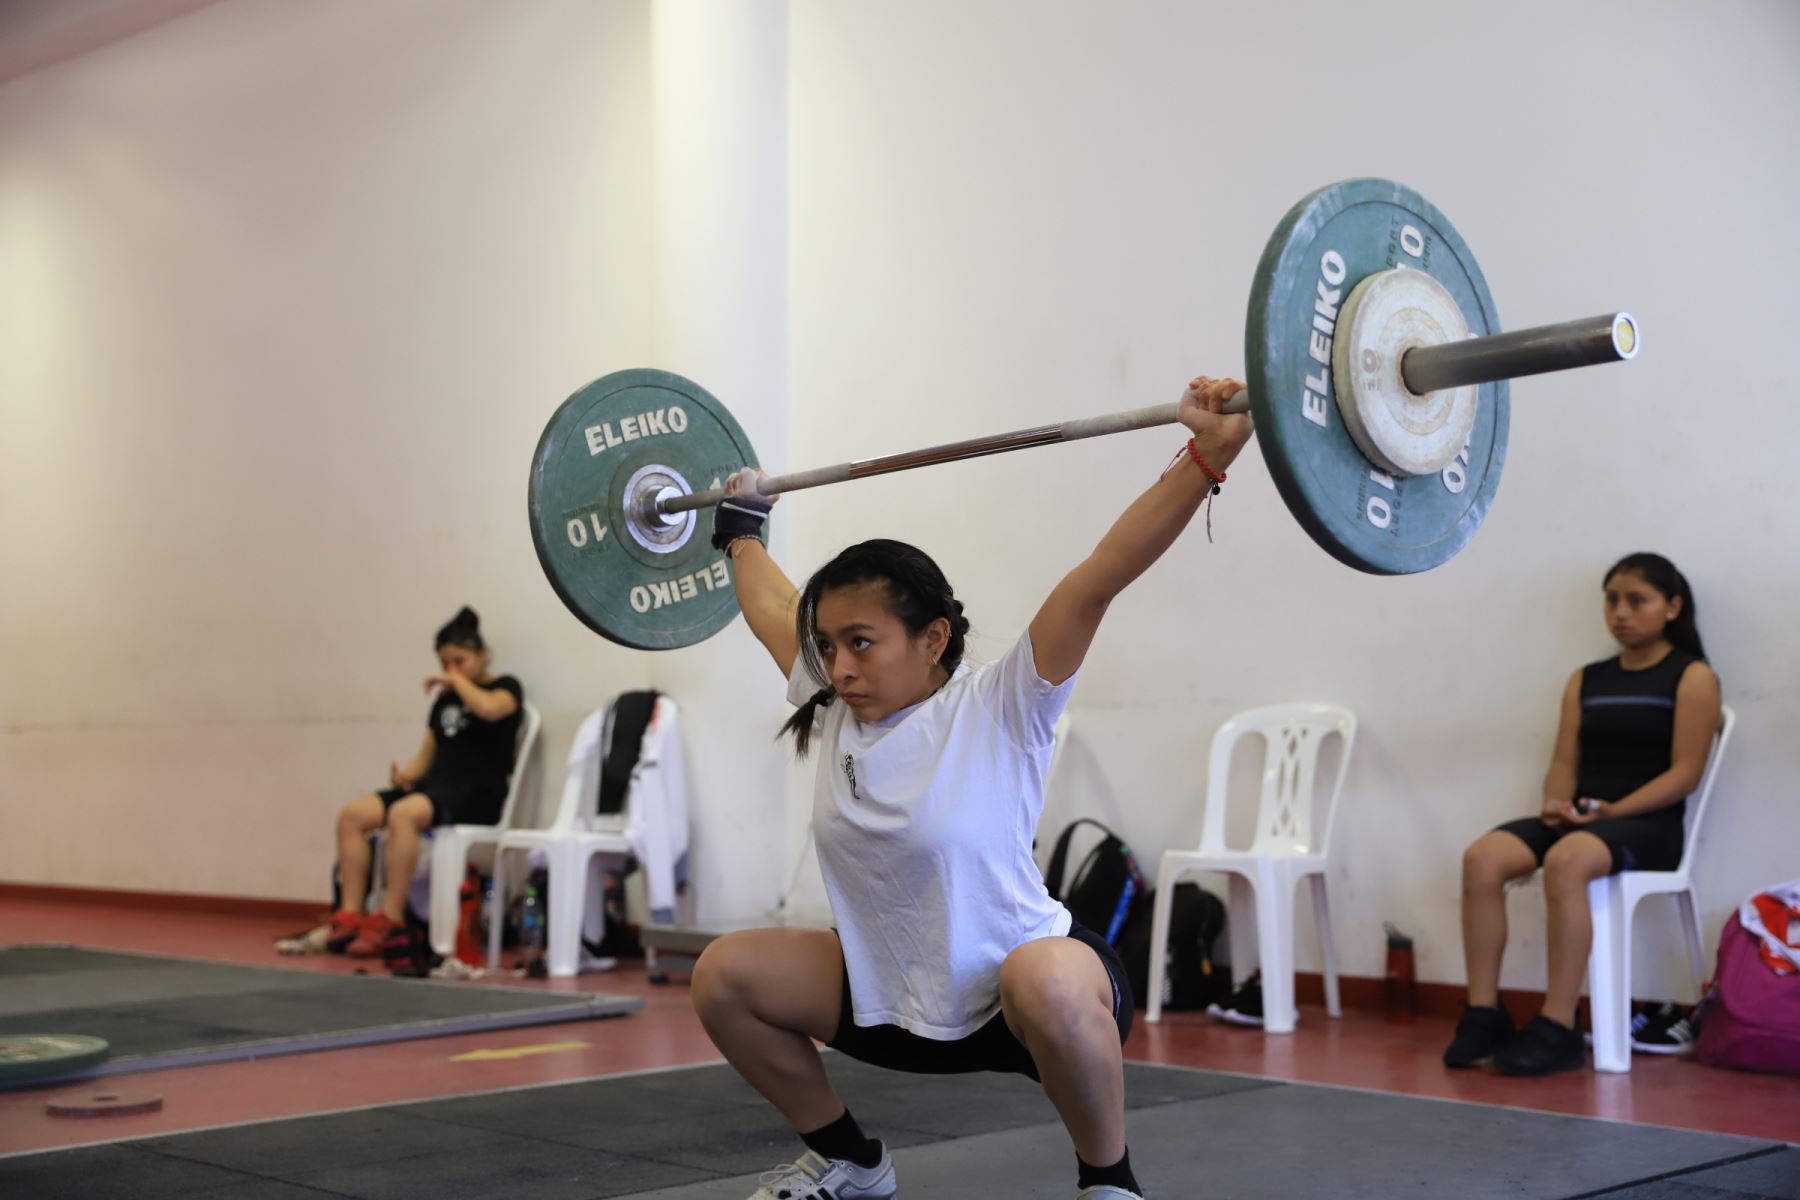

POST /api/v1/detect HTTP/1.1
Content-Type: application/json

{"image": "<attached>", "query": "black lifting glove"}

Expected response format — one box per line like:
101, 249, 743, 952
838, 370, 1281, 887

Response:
710, 493, 772, 551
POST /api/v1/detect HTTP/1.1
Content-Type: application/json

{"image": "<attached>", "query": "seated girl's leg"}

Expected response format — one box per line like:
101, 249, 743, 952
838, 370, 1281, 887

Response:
691, 928, 847, 1132
335, 793, 387, 914
1540, 831, 1613, 1027
1461, 826, 1544, 1007
999, 936, 1123, 1169
378, 794, 436, 924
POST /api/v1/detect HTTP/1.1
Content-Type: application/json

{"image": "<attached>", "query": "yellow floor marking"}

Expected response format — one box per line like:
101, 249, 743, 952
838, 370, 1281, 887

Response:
450, 1040, 592, 1062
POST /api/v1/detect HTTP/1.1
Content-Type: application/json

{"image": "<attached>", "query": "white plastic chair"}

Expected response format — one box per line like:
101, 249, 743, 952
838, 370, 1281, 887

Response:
1587, 704, 1735, 1072
370, 700, 541, 957
489, 695, 680, 978
1145, 703, 1357, 1034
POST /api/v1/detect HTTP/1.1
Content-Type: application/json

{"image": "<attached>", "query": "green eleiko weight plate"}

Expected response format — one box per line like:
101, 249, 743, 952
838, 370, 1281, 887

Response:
0, 1034, 110, 1084
529, 369, 759, 649
1245, 177, 1509, 574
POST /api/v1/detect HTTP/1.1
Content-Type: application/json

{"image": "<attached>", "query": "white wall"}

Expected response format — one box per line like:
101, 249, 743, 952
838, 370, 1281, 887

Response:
4, 0, 1796, 1000
0, 0, 659, 898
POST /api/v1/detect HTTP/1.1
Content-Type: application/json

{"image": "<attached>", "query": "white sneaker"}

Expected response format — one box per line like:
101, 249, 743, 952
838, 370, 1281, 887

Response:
749, 1146, 896, 1199
1076, 1187, 1145, 1198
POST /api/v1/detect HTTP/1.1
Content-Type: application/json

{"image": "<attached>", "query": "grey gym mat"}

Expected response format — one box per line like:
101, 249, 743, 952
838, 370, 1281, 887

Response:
0, 1057, 1790, 1198
0, 945, 639, 1087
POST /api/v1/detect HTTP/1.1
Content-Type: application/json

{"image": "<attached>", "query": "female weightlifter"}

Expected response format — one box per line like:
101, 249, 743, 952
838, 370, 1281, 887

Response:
690, 375, 1253, 1200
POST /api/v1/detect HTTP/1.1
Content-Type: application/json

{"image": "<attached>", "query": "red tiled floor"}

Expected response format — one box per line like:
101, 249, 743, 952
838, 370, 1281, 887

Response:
2, 896, 1796, 1157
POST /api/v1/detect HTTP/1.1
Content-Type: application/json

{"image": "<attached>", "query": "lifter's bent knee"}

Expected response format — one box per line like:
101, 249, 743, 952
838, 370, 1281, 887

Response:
999, 942, 1113, 1049
690, 929, 843, 1042
691, 940, 743, 1018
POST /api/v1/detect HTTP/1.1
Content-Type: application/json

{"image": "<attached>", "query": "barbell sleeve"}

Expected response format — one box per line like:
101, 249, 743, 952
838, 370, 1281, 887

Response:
1401, 312, 1637, 394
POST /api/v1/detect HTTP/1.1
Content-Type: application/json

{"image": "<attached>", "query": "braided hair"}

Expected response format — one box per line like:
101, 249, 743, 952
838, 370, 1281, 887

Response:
780, 540, 971, 757
1603, 552, 1706, 661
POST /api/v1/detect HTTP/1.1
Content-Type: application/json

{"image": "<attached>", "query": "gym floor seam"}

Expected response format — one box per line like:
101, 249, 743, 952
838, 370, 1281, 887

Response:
1552, 1146, 1797, 1200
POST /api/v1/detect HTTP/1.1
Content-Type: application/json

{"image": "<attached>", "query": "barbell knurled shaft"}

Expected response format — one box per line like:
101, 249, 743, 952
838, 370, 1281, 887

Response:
660, 401, 1192, 514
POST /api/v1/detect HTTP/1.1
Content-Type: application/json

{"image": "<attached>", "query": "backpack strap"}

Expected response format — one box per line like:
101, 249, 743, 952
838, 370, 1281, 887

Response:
1044, 817, 1120, 900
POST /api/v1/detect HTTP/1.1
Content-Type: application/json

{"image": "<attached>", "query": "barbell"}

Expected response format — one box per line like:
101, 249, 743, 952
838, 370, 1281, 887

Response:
528, 177, 1638, 650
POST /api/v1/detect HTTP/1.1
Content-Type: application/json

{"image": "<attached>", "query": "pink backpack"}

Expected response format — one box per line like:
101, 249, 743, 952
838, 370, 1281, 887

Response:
1695, 892, 1800, 1076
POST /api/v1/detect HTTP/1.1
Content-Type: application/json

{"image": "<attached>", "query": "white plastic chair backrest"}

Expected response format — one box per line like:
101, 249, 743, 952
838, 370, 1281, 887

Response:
488, 700, 541, 830
546, 702, 609, 835
1196, 703, 1357, 857
1670, 703, 1734, 878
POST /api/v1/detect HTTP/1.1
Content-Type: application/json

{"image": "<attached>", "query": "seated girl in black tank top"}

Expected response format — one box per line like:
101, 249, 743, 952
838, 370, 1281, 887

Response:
1444, 554, 1721, 1078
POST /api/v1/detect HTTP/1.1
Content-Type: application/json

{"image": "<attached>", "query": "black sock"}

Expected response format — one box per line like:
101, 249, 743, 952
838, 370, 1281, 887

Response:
1077, 1147, 1139, 1194
800, 1108, 883, 1170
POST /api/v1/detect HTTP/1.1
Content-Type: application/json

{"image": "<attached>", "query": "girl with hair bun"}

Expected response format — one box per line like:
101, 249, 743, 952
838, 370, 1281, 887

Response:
1446, 553, 1721, 1076
689, 376, 1254, 1200
328, 607, 524, 958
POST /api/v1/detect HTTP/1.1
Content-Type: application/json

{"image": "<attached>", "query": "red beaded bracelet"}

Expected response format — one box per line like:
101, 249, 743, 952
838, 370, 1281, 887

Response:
1185, 438, 1226, 489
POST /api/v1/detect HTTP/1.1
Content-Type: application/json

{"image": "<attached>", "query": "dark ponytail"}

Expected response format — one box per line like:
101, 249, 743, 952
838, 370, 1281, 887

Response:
1603, 553, 1705, 661
779, 539, 971, 757
435, 606, 485, 652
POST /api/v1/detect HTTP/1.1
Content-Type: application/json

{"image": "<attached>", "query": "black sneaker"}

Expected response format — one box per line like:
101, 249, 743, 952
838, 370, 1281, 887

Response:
1494, 1015, 1586, 1076
1208, 971, 1264, 1027
1443, 1004, 1515, 1068
1631, 1002, 1695, 1055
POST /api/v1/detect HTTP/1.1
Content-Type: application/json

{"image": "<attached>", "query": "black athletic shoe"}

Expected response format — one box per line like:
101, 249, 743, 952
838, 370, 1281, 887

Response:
1494, 1015, 1586, 1076
1208, 971, 1264, 1027
1631, 1002, 1696, 1055
1443, 1004, 1516, 1068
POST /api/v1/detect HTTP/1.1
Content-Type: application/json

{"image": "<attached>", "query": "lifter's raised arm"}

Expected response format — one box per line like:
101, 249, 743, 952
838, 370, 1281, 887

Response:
718, 469, 801, 676
1028, 376, 1255, 685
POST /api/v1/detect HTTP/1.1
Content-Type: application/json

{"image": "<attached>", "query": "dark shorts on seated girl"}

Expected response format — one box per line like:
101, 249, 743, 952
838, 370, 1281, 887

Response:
1493, 814, 1683, 874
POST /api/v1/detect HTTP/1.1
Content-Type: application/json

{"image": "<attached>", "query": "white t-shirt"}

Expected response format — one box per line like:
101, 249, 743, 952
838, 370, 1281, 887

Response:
787, 630, 1078, 1040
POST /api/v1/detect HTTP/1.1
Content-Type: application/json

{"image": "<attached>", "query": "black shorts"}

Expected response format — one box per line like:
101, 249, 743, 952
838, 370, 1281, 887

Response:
376, 776, 503, 828
825, 922, 1133, 1082
1494, 815, 1685, 874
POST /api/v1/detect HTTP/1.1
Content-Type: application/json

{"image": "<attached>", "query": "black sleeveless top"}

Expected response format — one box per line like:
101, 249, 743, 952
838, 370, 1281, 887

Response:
1575, 648, 1699, 823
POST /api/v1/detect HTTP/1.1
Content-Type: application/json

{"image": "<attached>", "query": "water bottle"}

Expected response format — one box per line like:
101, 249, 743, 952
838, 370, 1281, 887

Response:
1384, 922, 1418, 1025
518, 882, 545, 975
454, 868, 483, 966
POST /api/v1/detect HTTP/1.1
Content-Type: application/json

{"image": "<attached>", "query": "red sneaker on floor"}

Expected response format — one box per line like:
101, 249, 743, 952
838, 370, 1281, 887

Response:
346, 913, 398, 958
325, 910, 363, 955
